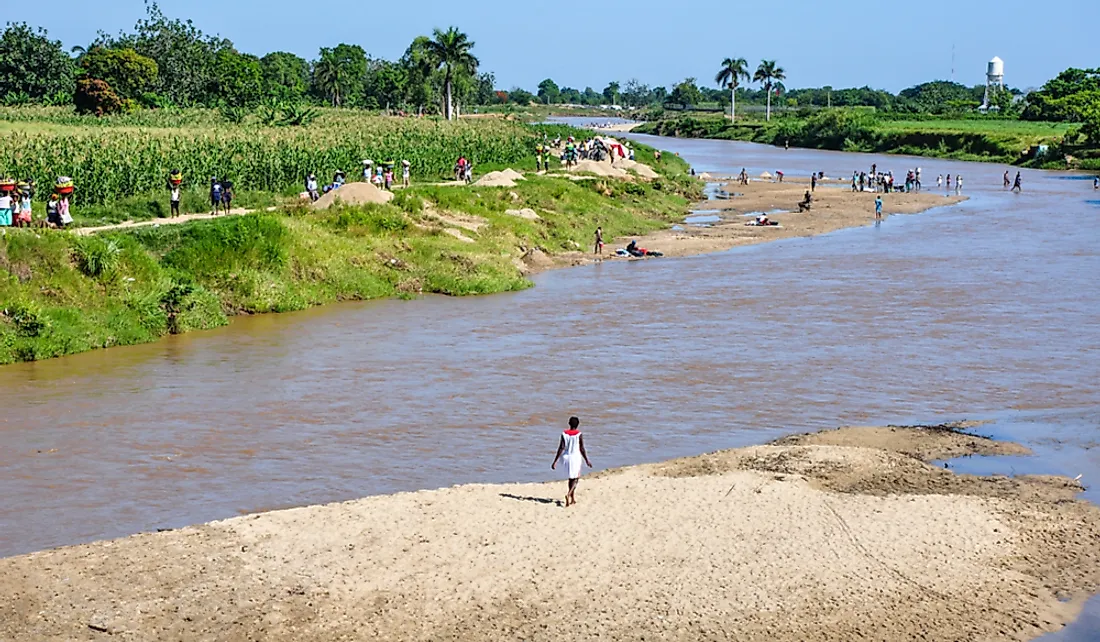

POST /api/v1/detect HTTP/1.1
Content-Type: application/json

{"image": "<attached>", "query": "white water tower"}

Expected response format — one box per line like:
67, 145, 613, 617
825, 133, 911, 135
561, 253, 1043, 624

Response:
983, 56, 1005, 109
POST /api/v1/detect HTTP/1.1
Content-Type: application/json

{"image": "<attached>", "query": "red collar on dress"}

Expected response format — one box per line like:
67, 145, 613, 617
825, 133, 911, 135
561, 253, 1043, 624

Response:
564, 429, 580, 436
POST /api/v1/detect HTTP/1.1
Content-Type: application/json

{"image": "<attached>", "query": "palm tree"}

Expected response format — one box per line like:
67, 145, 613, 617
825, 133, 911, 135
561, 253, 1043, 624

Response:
753, 60, 786, 121
423, 27, 479, 121
313, 49, 346, 107
715, 58, 749, 122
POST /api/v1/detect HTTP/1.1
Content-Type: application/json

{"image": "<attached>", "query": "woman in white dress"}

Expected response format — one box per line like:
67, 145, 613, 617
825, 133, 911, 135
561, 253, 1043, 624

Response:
551, 416, 593, 507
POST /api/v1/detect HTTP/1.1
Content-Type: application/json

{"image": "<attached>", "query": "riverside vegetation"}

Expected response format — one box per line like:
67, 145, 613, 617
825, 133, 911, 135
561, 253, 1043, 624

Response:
634, 111, 1088, 167
0, 118, 698, 364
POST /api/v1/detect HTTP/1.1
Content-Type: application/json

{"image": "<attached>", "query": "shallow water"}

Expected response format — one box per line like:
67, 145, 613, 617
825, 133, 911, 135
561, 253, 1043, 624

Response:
3, 125, 1098, 600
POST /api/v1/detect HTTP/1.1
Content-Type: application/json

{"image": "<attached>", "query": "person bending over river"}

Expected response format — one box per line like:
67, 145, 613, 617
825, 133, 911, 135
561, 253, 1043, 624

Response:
551, 416, 592, 507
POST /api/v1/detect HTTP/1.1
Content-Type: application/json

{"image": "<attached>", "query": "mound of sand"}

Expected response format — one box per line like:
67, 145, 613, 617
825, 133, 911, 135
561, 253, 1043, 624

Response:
474, 169, 525, 188
570, 160, 628, 178
311, 182, 393, 209
617, 159, 659, 179
505, 208, 541, 221
759, 171, 773, 179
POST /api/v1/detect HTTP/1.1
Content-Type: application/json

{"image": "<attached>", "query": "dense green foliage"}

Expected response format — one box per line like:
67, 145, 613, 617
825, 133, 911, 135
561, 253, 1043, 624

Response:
80, 48, 159, 101
635, 110, 1074, 163
0, 23, 75, 104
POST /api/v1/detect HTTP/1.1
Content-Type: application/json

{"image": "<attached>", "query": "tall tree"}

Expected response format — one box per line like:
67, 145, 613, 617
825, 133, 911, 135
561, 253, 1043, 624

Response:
715, 57, 749, 121
400, 36, 437, 114
81, 47, 159, 101
603, 81, 620, 106
0, 23, 75, 102
753, 60, 786, 121
669, 78, 703, 109
423, 27, 478, 120
98, 3, 230, 106
312, 44, 367, 107
261, 52, 309, 101
537, 78, 560, 104
210, 49, 263, 107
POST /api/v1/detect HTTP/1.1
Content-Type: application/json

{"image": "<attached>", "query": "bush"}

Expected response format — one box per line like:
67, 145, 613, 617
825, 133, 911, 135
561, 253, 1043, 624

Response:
3, 300, 49, 337
74, 237, 122, 277
74, 78, 124, 116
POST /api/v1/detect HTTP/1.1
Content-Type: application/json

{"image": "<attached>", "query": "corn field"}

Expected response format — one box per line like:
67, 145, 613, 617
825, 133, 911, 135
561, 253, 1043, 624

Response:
0, 108, 542, 205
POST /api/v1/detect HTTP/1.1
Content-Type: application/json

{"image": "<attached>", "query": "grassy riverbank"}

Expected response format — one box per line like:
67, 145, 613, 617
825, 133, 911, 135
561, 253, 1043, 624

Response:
0, 145, 696, 364
634, 112, 1094, 167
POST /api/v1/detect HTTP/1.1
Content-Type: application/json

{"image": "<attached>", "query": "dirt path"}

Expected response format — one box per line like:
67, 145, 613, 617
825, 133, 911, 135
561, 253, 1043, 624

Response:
73, 206, 268, 236
1, 425, 1096, 641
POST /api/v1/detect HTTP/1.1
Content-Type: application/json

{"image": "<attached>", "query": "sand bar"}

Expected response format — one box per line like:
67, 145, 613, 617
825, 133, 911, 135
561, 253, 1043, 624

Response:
2, 425, 1097, 641
608, 178, 968, 260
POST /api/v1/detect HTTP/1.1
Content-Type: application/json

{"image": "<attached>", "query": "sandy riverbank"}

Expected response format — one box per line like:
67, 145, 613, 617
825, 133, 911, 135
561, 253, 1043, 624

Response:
601, 177, 968, 260
2, 425, 1097, 641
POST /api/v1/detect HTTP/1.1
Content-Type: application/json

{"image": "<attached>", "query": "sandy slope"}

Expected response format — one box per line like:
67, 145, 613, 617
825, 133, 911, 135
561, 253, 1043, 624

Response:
1, 425, 1097, 641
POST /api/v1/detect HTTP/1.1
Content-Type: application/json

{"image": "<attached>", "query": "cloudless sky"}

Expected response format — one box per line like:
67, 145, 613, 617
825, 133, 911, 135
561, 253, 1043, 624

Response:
8, 0, 1095, 92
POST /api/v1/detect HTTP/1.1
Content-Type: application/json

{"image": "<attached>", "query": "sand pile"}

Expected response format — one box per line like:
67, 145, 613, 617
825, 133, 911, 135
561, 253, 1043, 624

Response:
474, 169, 525, 188
311, 182, 393, 209
570, 160, 628, 178
617, 159, 659, 179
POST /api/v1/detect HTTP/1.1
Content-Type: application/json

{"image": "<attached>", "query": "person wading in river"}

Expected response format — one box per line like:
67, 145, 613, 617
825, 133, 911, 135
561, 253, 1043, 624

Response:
551, 416, 592, 507
594, 226, 604, 256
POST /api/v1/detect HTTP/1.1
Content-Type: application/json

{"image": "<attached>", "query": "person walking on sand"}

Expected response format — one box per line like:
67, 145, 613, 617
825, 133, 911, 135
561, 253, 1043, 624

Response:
1012, 172, 1022, 193
551, 416, 592, 507
594, 226, 604, 255
811, 173, 817, 192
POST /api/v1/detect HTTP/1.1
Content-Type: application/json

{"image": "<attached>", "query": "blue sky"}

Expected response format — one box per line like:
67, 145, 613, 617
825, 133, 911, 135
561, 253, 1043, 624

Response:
9, 0, 1095, 92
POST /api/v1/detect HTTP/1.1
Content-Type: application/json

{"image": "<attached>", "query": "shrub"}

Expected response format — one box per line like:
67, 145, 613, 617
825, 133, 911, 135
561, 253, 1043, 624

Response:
74, 78, 124, 116
4, 300, 49, 337
74, 237, 122, 277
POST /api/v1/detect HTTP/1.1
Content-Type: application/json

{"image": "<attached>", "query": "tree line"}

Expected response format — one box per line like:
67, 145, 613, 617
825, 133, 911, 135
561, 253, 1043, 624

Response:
0, 5, 1096, 137
0, 5, 483, 118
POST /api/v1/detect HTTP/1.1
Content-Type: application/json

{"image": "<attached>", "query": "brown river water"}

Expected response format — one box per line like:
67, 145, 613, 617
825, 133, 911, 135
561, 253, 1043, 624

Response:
3, 126, 1099, 633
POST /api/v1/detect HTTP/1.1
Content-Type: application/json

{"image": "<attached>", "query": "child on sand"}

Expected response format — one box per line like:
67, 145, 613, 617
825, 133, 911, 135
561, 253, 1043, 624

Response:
551, 416, 592, 507
875, 196, 883, 221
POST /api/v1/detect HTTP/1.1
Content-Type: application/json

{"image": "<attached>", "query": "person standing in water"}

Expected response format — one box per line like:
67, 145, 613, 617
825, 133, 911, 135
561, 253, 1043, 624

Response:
1004, 171, 1011, 188
955, 175, 963, 195
875, 196, 883, 221
594, 226, 603, 256
551, 416, 592, 507
1012, 172, 1023, 193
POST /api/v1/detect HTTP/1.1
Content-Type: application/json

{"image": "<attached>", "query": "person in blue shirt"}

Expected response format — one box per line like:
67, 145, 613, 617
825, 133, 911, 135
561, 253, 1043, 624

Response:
875, 196, 883, 221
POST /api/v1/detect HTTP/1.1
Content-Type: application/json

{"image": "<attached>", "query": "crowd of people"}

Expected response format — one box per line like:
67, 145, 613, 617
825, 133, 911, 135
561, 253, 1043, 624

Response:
301, 160, 412, 202
550, 135, 635, 169
0, 178, 73, 228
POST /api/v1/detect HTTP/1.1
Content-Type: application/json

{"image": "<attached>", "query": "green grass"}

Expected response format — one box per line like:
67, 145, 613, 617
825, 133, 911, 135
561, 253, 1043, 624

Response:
0, 144, 697, 364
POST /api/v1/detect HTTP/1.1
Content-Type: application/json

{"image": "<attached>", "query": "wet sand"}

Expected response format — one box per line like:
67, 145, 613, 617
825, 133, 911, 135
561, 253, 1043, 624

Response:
605, 178, 967, 260
2, 425, 1097, 641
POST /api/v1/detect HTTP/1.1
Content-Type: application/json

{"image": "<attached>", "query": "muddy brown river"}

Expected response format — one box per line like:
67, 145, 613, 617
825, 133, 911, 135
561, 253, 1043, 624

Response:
3, 129, 1098, 593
